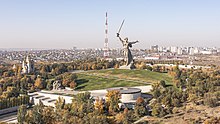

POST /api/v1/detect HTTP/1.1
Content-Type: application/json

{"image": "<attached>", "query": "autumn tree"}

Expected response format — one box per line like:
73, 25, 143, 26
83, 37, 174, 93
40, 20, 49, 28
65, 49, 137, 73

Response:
25, 103, 44, 124
106, 90, 121, 115
42, 106, 55, 124
160, 80, 166, 88
115, 108, 134, 124
61, 73, 77, 87
91, 64, 97, 70
114, 63, 120, 69
55, 97, 65, 110
151, 103, 166, 117
34, 76, 46, 89
67, 65, 74, 72
137, 62, 147, 70
94, 98, 104, 114
1, 86, 19, 98
71, 92, 94, 116
204, 93, 217, 107
69, 81, 77, 89
82, 112, 109, 124
17, 105, 27, 124
134, 97, 148, 118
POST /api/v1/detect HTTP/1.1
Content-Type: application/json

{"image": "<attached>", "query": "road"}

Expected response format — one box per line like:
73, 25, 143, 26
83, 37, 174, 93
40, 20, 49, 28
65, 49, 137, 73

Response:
0, 112, 17, 123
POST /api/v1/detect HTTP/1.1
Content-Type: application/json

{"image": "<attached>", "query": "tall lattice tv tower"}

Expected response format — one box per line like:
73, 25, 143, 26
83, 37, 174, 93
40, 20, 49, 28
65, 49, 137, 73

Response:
104, 12, 109, 58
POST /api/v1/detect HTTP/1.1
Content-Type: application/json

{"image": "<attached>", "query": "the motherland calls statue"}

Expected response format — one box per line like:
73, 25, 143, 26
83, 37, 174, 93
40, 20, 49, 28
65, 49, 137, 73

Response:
117, 33, 139, 66
116, 19, 139, 69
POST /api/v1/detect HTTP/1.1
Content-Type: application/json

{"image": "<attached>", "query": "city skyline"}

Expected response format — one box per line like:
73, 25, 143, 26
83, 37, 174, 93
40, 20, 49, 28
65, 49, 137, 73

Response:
0, 0, 220, 49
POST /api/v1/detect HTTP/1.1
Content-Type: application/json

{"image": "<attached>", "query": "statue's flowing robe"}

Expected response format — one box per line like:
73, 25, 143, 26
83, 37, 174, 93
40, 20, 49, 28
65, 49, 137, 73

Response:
127, 48, 133, 66
123, 43, 133, 66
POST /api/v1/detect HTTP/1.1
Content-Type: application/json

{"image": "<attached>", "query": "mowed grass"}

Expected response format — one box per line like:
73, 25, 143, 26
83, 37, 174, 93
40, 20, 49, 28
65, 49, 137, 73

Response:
75, 74, 147, 91
89, 69, 173, 84
75, 69, 173, 91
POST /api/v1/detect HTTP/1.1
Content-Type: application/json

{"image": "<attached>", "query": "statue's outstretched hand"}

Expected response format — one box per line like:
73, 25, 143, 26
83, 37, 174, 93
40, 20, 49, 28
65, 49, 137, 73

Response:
116, 33, 120, 37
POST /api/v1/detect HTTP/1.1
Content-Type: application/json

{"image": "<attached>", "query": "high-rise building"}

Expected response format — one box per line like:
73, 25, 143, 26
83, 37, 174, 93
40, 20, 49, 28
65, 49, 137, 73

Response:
170, 46, 178, 53
158, 46, 163, 52
177, 47, 183, 55
189, 47, 195, 55
151, 45, 158, 52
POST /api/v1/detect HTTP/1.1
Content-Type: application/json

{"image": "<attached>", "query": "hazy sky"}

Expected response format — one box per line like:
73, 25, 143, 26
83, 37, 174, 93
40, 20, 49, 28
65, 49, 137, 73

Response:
0, 0, 220, 49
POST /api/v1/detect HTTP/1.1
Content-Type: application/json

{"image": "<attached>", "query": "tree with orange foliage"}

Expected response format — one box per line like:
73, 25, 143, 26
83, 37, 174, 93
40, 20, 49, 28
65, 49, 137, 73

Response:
134, 97, 148, 118
106, 90, 121, 115
34, 77, 46, 89
69, 81, 77, 89
115, 108, 134, 124
94, 97, 104, 114
114, 63, 120, 69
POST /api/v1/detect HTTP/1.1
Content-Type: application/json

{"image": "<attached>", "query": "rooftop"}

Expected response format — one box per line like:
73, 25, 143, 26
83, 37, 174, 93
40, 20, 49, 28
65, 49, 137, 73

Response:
107, 87, 141, 94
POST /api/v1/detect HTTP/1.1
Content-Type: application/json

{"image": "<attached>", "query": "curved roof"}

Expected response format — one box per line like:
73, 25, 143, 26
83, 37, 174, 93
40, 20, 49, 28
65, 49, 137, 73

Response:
107, 87, 141, 94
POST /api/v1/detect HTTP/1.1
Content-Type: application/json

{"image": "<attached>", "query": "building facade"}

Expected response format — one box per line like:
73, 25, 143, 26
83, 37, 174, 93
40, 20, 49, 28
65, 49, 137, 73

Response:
22, 55, 34, 74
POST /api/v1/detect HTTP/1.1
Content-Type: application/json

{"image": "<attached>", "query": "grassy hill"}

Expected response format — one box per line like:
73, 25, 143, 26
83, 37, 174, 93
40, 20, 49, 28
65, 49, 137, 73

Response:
75, 69, 173, 91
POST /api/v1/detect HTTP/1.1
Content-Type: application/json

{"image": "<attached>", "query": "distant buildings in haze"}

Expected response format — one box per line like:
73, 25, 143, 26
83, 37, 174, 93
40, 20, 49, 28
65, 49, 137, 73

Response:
151, 45, 219, 55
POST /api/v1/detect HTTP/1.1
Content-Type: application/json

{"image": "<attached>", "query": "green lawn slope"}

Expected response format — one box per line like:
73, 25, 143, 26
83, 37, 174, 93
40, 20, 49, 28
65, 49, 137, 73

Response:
75, 69, 172, 91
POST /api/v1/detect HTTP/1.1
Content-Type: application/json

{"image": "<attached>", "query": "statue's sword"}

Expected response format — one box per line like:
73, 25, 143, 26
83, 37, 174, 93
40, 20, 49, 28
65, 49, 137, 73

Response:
117, 19, 125, 34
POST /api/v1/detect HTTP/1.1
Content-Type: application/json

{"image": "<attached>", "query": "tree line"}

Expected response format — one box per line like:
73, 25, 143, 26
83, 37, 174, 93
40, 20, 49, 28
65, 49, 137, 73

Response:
17, 91, 149, 124
150, 65, 220, 118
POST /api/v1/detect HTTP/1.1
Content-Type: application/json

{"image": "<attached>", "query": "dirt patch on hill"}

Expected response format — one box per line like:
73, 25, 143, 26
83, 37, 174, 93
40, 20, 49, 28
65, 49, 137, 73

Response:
147, 103, 220, 124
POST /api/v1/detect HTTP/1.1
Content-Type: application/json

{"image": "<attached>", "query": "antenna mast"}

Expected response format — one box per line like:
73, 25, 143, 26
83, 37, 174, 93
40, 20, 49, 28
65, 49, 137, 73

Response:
104, 12, 109, 58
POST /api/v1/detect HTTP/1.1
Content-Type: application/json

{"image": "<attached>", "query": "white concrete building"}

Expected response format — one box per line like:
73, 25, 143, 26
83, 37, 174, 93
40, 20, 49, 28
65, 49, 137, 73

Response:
189, 47, 195, 55
177, 47, 183, 55
107, 87, 142, 103
22, 55, 34, 74
170, 46, 178, 53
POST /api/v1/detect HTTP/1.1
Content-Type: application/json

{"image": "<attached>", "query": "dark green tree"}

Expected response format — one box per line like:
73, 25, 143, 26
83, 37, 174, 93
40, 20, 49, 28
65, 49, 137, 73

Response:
17, 105, 27, 124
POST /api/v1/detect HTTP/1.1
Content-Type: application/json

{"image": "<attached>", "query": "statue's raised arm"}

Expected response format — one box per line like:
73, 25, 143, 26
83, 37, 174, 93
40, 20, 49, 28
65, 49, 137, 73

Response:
129, 40, 139, 45
128, 40, 139, 48
117, 33, 125, 44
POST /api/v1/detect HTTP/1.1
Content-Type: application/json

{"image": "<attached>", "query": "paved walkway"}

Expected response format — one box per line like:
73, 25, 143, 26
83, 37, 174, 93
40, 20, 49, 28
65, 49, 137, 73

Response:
0, 112, 17, 123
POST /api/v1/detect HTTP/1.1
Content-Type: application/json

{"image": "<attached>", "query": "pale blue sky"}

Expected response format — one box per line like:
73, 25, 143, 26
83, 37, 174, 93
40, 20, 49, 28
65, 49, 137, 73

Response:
0, 0, 220, 49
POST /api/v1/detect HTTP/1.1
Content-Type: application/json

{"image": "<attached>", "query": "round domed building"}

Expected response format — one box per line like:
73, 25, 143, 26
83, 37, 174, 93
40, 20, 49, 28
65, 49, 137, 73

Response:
107, 87, 141, 103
